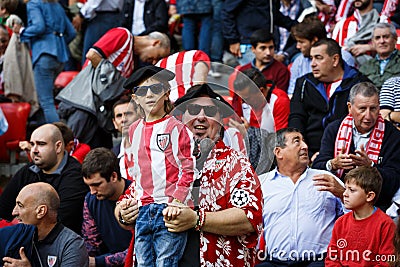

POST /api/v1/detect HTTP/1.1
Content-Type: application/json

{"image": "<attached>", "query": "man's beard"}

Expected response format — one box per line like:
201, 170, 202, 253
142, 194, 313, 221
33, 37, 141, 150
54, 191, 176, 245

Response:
354, 0, 371, 11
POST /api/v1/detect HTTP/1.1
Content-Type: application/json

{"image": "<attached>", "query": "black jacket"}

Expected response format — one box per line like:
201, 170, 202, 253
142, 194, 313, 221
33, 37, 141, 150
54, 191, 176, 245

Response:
221, 0, 297, 45
313, 119, 400, 211
111, 142, 121, 156
122, 0, 168, 35
0, 155, 88, 234
288, 64, 370, 155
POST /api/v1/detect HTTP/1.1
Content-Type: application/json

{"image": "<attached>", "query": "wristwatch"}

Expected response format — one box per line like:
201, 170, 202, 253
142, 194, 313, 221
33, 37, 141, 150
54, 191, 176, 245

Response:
326, 160, 333, 172
388, 111, 393, 122
118, 212, 131, 226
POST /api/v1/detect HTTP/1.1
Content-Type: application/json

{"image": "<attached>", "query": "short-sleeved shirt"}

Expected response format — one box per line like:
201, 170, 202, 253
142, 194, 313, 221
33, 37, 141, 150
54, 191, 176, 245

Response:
199, 140, 263, 267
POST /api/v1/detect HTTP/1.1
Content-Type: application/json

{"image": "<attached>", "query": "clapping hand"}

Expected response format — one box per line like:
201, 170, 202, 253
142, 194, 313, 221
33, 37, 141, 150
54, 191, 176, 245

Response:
350, 144, 373, 167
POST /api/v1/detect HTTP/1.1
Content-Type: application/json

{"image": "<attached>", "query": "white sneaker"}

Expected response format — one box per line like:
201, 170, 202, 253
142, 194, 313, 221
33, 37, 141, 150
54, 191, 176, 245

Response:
209, 68, 222, 78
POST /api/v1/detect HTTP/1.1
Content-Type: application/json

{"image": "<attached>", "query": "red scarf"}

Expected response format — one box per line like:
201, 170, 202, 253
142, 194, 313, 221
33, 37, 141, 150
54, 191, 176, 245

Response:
124, 232, 135, 267
334, 114, 385, 177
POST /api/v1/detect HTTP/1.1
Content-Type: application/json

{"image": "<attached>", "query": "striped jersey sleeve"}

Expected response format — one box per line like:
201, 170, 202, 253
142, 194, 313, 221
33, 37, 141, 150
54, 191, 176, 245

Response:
380, 77, 400, 110
92, 27, 134, 78
156, 50, 211, 102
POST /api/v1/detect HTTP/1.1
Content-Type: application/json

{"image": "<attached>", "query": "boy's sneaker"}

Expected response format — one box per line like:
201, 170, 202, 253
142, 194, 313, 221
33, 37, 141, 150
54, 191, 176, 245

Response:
209, 66, 222, 78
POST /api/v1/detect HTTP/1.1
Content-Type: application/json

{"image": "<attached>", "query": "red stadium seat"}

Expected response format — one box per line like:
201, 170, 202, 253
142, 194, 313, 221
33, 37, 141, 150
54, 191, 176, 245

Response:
0, 102, 31, 176
54, 71, 79, 89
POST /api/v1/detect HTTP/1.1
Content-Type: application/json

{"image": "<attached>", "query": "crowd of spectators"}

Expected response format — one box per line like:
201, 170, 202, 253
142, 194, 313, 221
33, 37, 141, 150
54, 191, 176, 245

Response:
2, 0, 400, 266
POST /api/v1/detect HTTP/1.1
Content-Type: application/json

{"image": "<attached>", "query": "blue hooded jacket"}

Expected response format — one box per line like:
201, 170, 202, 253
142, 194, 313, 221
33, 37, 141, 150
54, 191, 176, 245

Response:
0, 224, 36, 266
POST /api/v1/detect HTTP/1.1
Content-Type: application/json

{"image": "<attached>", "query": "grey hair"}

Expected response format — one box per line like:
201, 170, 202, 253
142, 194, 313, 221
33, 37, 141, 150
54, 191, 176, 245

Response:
148, 31, 170, 49
275, 127, 301, 148
348, 82, 379, 104
373, 22, 397, 38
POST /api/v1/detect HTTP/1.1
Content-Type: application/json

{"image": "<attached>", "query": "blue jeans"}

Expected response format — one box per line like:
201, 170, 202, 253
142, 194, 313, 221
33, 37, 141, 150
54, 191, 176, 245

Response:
82, 12, 122, 65
182, 14, 212, 56
238, 44, 255, 66
33, 54, 64, 123
135, 203, 187, 267
210, 0, 224, 62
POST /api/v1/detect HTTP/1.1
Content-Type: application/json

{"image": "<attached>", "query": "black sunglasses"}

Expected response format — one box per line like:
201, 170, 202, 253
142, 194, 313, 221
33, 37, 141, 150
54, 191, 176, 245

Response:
186, 104, 218, 117
133, 83, 165, 96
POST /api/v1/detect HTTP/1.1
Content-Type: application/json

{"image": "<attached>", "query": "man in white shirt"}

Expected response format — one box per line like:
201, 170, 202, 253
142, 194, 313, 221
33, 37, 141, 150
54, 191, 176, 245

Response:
257, 127, 344, 266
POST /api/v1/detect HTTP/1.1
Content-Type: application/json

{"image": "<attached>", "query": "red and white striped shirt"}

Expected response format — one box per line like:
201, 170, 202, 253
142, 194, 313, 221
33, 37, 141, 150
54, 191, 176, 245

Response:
223, 127, 247, 156
125, 115, 195, 207
335, 0, 354, 23
332, 10, 362, 47
156, 50, 210, 102
267, 88, 290, 131
231, 94, 276, 132
92, 27, 134, 78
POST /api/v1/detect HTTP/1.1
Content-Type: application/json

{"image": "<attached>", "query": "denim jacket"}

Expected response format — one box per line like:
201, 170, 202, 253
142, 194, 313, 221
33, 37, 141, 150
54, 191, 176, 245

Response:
20, 0, 76, 65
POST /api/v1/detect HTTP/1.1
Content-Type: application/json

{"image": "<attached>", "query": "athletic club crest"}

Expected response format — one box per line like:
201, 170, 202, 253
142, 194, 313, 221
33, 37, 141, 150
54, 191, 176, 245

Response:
157, 134, 170, 151
47, 255, 57, 267
214, 159, 226, 172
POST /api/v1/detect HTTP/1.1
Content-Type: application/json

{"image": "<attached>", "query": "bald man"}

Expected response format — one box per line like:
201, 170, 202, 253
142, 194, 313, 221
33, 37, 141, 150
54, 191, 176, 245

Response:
0, 124, 88, 234
2, 182, 89, 267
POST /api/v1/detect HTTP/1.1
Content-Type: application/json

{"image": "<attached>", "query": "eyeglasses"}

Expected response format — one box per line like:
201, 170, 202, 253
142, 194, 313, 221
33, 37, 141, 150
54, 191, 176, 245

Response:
186, 104, 218, 117
133, 83, 165, 96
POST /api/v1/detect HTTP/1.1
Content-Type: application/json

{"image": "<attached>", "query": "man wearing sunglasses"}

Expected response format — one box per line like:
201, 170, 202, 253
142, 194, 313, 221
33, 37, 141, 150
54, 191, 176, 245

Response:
165, 83, 263, 267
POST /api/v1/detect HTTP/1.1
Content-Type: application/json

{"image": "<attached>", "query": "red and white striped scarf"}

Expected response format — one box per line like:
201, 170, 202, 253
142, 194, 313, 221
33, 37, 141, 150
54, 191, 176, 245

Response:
334, 114, 385, 177
381, 0, 398, 22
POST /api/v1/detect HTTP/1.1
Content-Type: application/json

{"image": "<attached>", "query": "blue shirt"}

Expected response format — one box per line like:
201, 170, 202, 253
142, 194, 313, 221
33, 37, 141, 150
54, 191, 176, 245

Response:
376, 50, 397, 75
288, 54, 311, 95
259, 167, 343, 261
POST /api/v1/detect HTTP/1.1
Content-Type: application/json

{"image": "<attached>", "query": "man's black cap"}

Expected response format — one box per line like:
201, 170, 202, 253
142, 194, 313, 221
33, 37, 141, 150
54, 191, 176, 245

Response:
123, 65, 175, 90
173, 83, 234, 118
